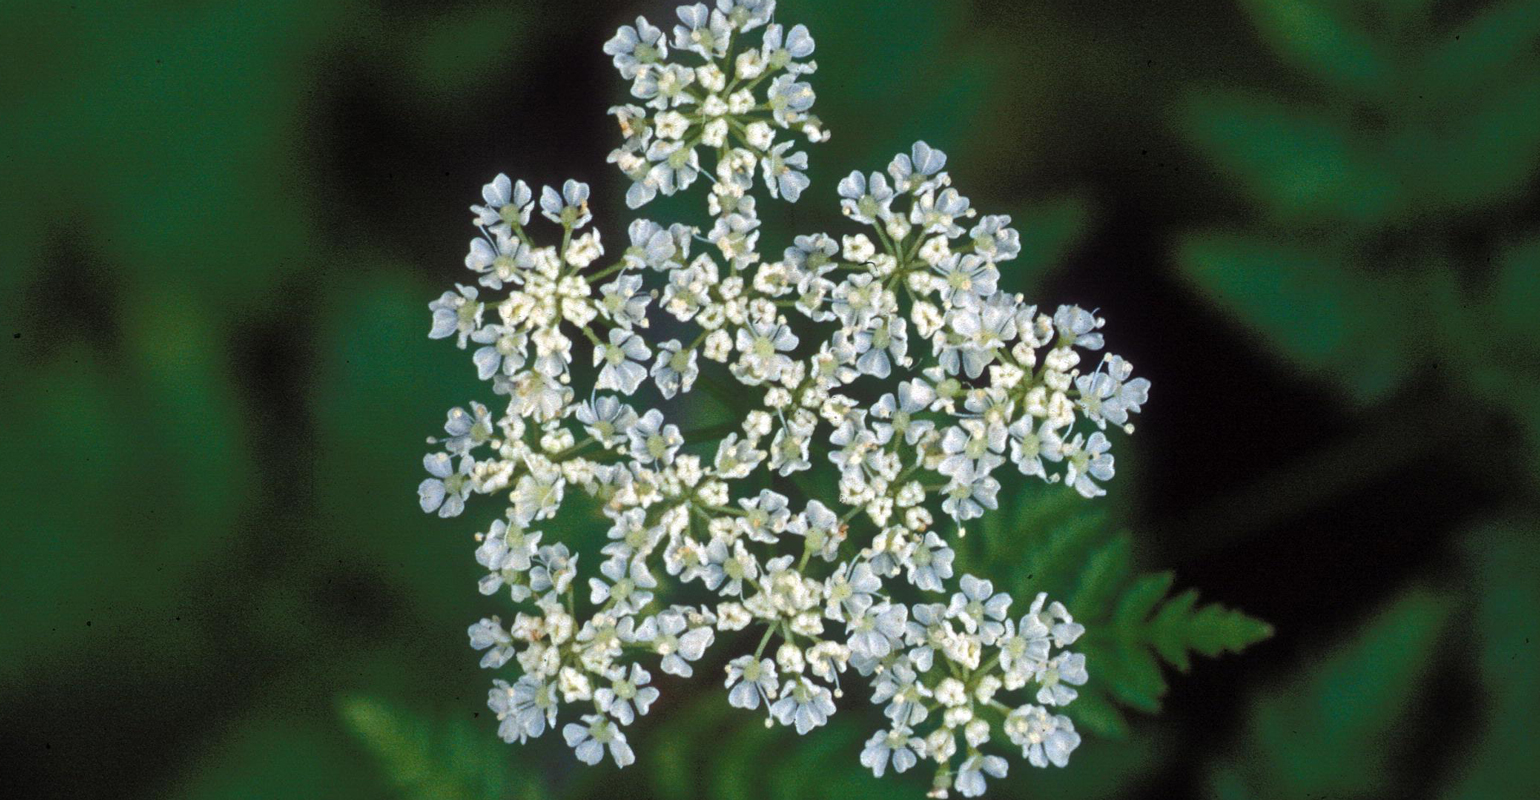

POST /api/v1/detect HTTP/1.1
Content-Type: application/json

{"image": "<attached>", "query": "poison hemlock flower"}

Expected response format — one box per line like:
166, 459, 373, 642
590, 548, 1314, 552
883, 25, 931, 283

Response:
563, 714, 636, 767
422, 1, 1151, 794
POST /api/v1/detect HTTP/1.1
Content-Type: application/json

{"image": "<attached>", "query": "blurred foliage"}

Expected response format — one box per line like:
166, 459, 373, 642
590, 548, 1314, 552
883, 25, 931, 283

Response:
1443, 520, 1540, 800
1208, 518, 1540, 800
340, 697, 529, 800
1175, 0, 1540, 456
1208, 587, 1454, 799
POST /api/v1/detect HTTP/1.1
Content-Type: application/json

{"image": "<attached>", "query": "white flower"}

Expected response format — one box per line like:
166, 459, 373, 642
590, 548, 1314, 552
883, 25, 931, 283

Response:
673, 3, 732, 59
540, 179, 592, 229
1005, 704, 1080, 768
768, 74, 816, 127
589, 556, 657, 615
470, 324, 528, 380
701, 538, 758, 596
628, 409, 684, 466
529, 543, 577, 598
595, 328, 652, 394
489, 676, 558, 743
476, 518, 541, 599
905, 532, 956, 592
940, 463, 1000, 522
604, 16, 668, 79
650, 339, 700, 399
465, 230, 526, 290
596, 663, 661, 725
576, 395, 638, 447
947, 574, 1011, 646
996, 615, 1052, 686
719, 0, 776, 32
938, 419, 1007, 480
1026, 592, 1084, 647
734, 317, 799, 384
1053, 304, 1104, 349
763, 141, 810, 202
823, 561, 881, 622
563, 714, 636, 767
872, 658, 932, 726
861, 725, 924, 777
954, 753, 1008, 797
769, 676, 836, 734
969, 215, 1020, 263
1007, 417, 1060, 480
890, 140, 948, 192
846, 600, 908, 660
768, 414, 815, 475
1059, 430, 1115, 499
932, 254, 998, 305
786, 499, 842, 561
724, 655, 779, 709
428, 284, 482, 348
471, 173, 534, 237
512, 460, 565, 524
639, 608, 715, 677
419, 452, 473, 518
468, 617, 514, 668
1034, 651, 1088, 706
434, 403, 495, 455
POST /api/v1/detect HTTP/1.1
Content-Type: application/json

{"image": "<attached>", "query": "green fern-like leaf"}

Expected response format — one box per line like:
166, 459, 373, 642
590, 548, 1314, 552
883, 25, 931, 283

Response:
978, 486, 1271, 738
338, 696, 529, 800
1078, 554, 1271, 731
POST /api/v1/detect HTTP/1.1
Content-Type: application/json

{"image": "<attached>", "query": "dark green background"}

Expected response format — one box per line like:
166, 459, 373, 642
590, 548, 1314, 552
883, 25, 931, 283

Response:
4, 0, 1538, 797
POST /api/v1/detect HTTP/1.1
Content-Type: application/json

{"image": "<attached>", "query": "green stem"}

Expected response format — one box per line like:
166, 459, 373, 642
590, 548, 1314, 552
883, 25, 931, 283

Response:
753, 624, 777, 659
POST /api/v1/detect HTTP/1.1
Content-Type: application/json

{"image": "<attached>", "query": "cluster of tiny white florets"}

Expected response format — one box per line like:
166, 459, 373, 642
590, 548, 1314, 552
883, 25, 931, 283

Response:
421, 3, 1149, 797
603, 0, 825, 208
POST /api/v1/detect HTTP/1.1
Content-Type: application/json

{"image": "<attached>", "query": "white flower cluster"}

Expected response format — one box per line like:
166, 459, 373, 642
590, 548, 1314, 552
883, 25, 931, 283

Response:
421, 2, 1149, 796
604, 0, 825, 207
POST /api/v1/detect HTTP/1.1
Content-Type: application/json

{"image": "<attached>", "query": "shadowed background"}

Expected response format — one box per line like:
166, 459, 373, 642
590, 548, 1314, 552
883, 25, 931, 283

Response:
3, 0, 1537, 798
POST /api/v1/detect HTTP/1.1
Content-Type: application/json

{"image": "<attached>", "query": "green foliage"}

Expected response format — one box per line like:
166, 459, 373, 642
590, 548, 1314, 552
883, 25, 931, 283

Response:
169, 713, 388, 800
975, 485, 1271, 738
0, 0, 542, 691
404, 4, 530, 99
1002, 195, 1095, 294
1176, 0, 1540, 413
1177, 232, 1409, 400
1207, 517, 1540, 800
0, 287, 254, 684
1239, 0, 1394, 98
805, 0, 996, 167
339, 696, 535, 800
1208, 588, 1453, 799
1444, 520, 1540, 800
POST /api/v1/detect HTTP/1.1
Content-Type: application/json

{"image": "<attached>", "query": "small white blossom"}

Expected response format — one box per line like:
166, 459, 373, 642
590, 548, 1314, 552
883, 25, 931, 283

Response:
770, 675, 836, 734
563, 714, 635, 767
725, 655, 779, 709
596, 663, 660, 725
861, 725, 924, 777
1005, 705, 1080, 768
594, 328, 651, 395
